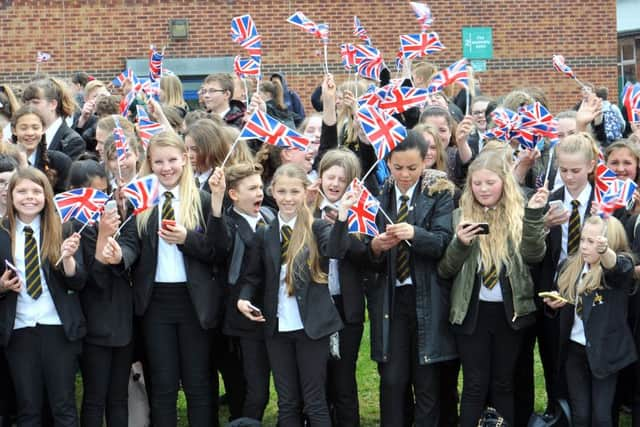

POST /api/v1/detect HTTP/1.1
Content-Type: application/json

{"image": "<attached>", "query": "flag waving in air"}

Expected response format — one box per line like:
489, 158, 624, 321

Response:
399, 32, 445, 60
54, 188, 110, 225
230, 14, 262, 61
113, 117, 130, 162
136, 106, 165, 150
427, 58, 469, 94
233, 56, 261, 78
340, 43, 358, 70
353, 16, 371, 45
149, 45, 164, 82
357, 105, 408, 160
622, 82, 640, 123
240, 110, 311, 151
346, 179, 380, 237
552, 55, 574, 79
112, 69, 138, 88
36, 51, 52, 63
122, 175, 161, 215
379, 85, 429, 114
409, 2, 434, 32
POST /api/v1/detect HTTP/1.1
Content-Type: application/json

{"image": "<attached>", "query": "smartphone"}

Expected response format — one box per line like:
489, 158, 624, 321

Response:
161, 219, 176, 230
548, 200, 565, 213
4, 260, 18, 277
104, 200, 117, 214
247, 302, 263, 317
538, 291, 569, 304
462, 222, 490, 234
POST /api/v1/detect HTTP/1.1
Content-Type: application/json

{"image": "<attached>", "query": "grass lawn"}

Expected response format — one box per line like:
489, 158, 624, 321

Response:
78, 320, 633, 426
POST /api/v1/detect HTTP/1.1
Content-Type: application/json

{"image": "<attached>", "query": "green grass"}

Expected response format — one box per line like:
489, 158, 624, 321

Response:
77, 320, 633, 426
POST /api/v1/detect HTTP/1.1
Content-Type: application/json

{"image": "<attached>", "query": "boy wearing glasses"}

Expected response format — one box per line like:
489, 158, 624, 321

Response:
200, 74, 245, 129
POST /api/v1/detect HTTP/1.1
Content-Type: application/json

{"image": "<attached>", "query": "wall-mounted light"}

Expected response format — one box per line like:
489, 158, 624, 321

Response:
169, 19, 189, 40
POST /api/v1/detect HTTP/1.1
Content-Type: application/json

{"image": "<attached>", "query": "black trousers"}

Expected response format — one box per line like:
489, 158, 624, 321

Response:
566, 341, 617, 427
0, 348, 15, 417
456, 301, 523, 427
239, 337, 270, 421
142, 285, 214, 427
5, 325, 81, 427
266, 329, 331, 427
213, 329, 246, 422
378, 285, 442, 427
80, 340, 134, 427
327, 296, 364, 427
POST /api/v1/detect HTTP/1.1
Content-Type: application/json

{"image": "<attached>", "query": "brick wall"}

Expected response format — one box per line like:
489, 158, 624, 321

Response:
0, 0, 618, 113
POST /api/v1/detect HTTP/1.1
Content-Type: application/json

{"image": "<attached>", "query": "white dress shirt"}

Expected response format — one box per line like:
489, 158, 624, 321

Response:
234, 208, 264, 232
478, 260, 504, 302
14, 216, 62, 329
154, 185, 188, 283
277, 214, 304, 332
45, 117, 63, 149
570, 265, 589, 346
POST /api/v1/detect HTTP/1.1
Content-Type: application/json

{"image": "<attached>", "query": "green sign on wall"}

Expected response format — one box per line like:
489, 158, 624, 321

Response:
462, 27, 493, 59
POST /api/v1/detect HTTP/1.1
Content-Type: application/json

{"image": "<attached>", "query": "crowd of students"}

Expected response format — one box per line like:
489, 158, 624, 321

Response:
0, 60, 639, 427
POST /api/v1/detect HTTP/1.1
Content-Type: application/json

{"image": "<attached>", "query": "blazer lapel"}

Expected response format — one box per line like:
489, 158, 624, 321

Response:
149, 205, 159, 252
266, 222, 281, 274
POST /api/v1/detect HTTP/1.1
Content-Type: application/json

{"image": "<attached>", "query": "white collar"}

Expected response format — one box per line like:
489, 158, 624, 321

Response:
234, 207, 262, 230
564, 182, 592, 206
158, 183, 180, 201
17, 215, 42, 233
278, 214, 296, 230
394, 181, 418, 204
45, 117, 63, 147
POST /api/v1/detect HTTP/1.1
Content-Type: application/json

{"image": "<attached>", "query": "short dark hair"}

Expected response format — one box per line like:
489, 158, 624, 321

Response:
0, 155, 18, 173
71, 71, 90, 87
387, 129, 427, 160
67, 159, 108, 190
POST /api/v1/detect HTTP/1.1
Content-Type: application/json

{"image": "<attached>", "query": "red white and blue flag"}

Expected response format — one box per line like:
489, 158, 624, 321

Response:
357, 86, 388, 109
240, 110, 311, 151
112, 69, 138, 88
357, 105, 407, 159
517, 102, 559, 149
353, 16, 371, 45
598, 178, 637, 218
379, 85, 429, 114
149, 45, 164, 82
54, 188, 110, 225
113, 118, 129, 162
427, 58, 469, 93
354, 44, 380, 63
346, 179, 380, 237
409, 2, 434, 32
340, 43, 358, 70
136, 106, 165, 150
595, 162, 619, 204
233, 56, 261, 78
622, 82, 640, 123
552, 55, 575, 79
399, 32, 445, 60
231, 15, 262, 61
287, 12, 328, 43
484, 107, 521, 143
122, 175, 161, 215
36, 51, 52, 63
356, 57, 384, 81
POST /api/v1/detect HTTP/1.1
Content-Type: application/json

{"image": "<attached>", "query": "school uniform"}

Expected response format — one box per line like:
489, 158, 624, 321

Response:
313, 203, 370, 427
367, 178, 456, 427
517, 184, 594, 424
237, 215, 345, 427
77, 220, 134, 427
45, 117, 86, 160
438, 206, 547, 427
28, 148, 72, 194
0, 218, 87, 427
208, 206, 275, 421
556, 257, 637, 427
194, 169, 213, 193
117, 185, 218, 427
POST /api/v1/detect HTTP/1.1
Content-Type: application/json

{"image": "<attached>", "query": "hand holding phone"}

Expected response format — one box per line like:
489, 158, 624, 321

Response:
162, 219, 176, 230
247, 302, 263, 317
462, 222, 490, 235
548, 200, 566, 213
538, 291, 569, 304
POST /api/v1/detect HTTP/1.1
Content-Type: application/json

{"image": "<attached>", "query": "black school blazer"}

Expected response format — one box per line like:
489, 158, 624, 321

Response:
557, 255, 637, 379
48, 121, 86, 160
238, 218, 346, 340
0, 220, 87, 346
117, 190, 221, 330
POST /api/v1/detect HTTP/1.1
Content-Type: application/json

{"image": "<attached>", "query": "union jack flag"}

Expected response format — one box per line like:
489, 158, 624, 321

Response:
357, 57, 384, 81
136, 106, 165, 150
346, 179, 380, 237
112, 69, 138, 88
315, 23, 329, 44
119, 89, 137, 117
240, 110, 311, 151
595, 162, 618, 203
122, 175, 161, 215
395, 49, 404, 72
357, 85, 387, 108
552, 55, 574, 79
149, 45, 163, 82
379, 86, 429, 114
357, 105, 407, 159
427, 58, 469, 94
409, 1, 434, 32
484, 107, 520, 142
399, 32, 445, 60
140, 79, 161, 102
233, 56, 261, 78
113, 118, 129, 162
54, 188, 110, 225
598, 178, 637, 218
36, 51, 52, 63
287, 11, 319, 35
622, 82, 640, 123
632, 108, 640, 123
231, 15, 258, 43
353, 16, 371, 45
517, 102, 559, 148
340, 43, 357, 70
354, 44, 380, 63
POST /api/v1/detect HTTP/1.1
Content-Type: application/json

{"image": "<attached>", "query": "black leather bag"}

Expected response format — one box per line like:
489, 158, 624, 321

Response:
478, 407, 508, 427
527, 399, 572, 427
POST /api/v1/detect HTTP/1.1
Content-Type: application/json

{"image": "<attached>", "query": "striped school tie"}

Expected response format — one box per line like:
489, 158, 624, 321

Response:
482, 263, 498, 290
396, 195, 410, 283
280, 225, 292, 261
568, 200, 581, 256
256, 218, 266, 231
24, 226, 42, 300
162, 192, 175, 221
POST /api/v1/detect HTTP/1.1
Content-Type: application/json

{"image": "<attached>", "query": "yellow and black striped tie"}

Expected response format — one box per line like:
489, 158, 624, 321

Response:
568, 200, 581, 256
396, 195, 410, 283
162, 191, 175, 221
256, 218, 266, 231
483, 263, 498, 290
24, 226, 42, 300
280, 225, 292, 262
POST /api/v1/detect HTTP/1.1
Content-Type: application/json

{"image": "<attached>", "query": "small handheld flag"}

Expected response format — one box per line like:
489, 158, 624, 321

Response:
353, 16, 371, 45
551, 54, 586, 89
136, 106, 165, 150
54, 188, 110, 225
240, 109, 311, 151
121, 175, 161, 215
149, 45, 164, 82
36, 51, 52, 63
233, 56, 261, 78
427, 58, 469, 94
357, 105, 408, 160
399, 32, 445, 60
230, 15, 262, 62
379, 86, 429, 114
409, 2, 434, 32
346, 179, 380, 237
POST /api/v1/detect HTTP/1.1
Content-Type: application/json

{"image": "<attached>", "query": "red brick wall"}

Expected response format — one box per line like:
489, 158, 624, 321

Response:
0, 0, 618, 113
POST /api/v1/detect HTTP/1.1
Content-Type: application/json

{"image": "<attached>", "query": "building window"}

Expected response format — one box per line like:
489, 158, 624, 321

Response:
619, 38, 637, 84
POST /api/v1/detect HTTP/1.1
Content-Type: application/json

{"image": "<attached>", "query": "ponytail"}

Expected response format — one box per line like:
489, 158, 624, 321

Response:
22, 77, 77, 118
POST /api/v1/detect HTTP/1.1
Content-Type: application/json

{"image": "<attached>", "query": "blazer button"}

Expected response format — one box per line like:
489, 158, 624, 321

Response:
384, 314, 389, 319
297, 296, 302, 300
